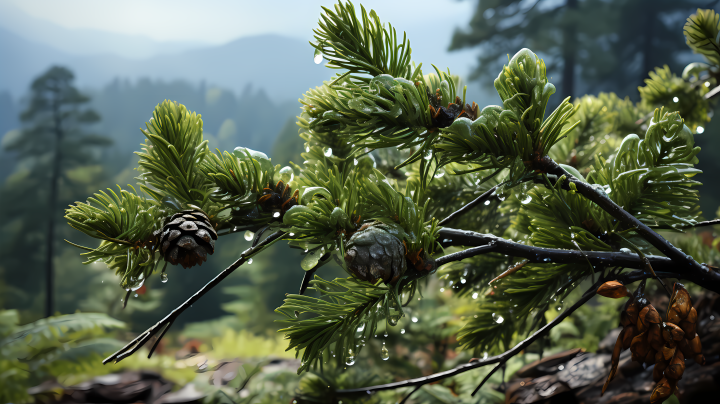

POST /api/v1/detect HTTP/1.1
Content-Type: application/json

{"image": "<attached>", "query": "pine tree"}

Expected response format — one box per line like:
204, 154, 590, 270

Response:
449, 0, 706, 99
64, 3, 720, 402
1, 66, 110, 317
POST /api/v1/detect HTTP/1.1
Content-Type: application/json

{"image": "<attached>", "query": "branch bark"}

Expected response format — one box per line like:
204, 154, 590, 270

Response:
536, 157, 711, 276
436, 228, 720, 293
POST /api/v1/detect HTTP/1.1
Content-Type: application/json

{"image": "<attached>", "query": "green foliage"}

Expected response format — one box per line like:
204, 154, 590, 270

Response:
550, 92, 646, 171
276, 276, 394, 373
136, 100, 212, 210
0, 310, 126, 403
436, 48, 578, 184
638, 65, 711, 131
684, 8, 720, 66
459, 108, 702, 351
65, 187, 162, 289
312, 1, 414, 82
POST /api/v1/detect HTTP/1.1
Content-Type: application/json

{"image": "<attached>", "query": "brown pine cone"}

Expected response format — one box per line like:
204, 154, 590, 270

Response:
155, 210, 217, 268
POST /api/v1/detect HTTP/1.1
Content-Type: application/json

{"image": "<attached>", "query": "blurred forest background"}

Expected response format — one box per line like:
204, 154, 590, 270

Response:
2, 0, 720, 402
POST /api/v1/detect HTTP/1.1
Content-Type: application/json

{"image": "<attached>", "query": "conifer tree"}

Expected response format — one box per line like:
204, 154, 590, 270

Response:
65, 3, 720, 402
2, 66, 110, 317
450, 0, 705, 98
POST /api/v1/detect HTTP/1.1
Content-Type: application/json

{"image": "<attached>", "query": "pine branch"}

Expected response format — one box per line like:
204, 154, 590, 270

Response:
437, 228, 720, 293
533, 157, 714, 285
334, 270, 670, 397
102, 231, 285, 364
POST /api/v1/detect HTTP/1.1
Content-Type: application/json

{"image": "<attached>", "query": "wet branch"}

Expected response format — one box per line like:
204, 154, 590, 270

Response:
436, 228, 720, 293
537, 157, 709, 278
103, 231, 285, 364
334, 270, 669, 397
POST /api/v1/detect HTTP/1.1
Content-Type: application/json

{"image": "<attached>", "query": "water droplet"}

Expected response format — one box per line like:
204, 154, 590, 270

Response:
356, 323, 365, 333
247, 258, 253, 264
400, 328, 405, 334
273, 211, 281, 218
619, 248, 632, 254
434, 171, 445, 179
520, 195, 532, 204
313, 49, 323, 64
161, 273, 168, 283
279, 166, 294, 183
697, 126, 705, 134
244, 230, 254, 241
345, 349, 355, 366
324, 147, 333, 157
495, 315, 504, 324
472, 292, 478, 299
381, 343, 389, 361
411, 317, 418, 323
673, 96, 679, 103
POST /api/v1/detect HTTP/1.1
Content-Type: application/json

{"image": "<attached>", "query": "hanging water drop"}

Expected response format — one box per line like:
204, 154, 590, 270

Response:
324, 147, 333, 157
400, 328, 405, 334
345, 349, 355, 366
161, 273, 169, 283
314, 49, 323, 64
244, 230, 254, 241
273, 211, 281, 218
247, 258, 253, 265
520, 195, 532, 204
381, 343, 389, 361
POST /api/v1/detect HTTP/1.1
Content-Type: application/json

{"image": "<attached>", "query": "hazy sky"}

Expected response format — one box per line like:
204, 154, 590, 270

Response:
3, 0, 475, 45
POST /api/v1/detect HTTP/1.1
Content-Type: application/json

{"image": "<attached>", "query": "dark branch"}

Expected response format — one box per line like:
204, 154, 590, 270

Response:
438, 185, 497, 226
537, 157, 709, 278
335, 270, 672, 397
436, 228, 720, 293
103, 231, 285, 364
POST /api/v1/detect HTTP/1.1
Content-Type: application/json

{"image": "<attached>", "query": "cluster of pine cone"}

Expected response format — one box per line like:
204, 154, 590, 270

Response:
598, 280, 705, 403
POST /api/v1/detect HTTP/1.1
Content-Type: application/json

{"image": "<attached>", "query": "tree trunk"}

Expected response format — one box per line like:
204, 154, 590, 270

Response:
562, 0, 578, 100
45, 84, 62, 318
642, 9, 655, 86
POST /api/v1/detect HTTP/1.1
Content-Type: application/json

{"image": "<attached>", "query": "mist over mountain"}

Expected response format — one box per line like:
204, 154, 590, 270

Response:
0, 27, 332, 102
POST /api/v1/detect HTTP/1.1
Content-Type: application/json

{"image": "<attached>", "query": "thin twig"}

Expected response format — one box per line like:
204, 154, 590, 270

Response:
692, 218, 720, 227
438, 186, 498, 226
488, 260, 529, 284
399, 385, 422, 404
103, 231, 285, 364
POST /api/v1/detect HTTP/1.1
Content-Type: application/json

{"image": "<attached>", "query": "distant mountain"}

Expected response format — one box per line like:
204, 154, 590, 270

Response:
0, 27, 331, 102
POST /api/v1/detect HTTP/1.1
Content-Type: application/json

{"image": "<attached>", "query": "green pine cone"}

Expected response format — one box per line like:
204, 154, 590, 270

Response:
344, 223, 406, 284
